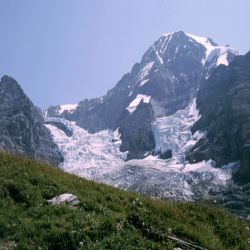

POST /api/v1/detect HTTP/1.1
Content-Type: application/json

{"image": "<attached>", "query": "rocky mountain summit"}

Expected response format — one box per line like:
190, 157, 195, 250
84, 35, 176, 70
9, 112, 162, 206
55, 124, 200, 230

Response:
0, 75, 62, 165
44, 32, 250, 204
46, 31, 238, 160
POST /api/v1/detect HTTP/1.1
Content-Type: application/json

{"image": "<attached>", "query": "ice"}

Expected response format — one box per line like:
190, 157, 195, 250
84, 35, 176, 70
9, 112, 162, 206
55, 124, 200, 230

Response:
107, 158, 233, 201
152, 98, 202, 157
108, 99, 232, 200
45, 117, 127, 180
46, 99, 233, 201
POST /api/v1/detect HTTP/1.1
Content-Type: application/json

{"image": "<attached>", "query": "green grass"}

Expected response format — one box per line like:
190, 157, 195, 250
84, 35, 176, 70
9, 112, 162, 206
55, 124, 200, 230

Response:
0, 152, 249, 249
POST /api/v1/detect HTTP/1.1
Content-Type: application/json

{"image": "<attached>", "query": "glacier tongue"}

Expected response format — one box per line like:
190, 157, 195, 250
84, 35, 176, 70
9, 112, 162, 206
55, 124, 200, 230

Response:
45, 99, 233, 201
45, 117, 127, 180
152, 98, 202, 158
107, 99, 232, 200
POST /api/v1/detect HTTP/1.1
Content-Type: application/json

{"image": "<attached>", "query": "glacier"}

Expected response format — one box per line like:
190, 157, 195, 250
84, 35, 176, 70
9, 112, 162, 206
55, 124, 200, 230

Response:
45, 98, 234, 201
45, 118, 127, 179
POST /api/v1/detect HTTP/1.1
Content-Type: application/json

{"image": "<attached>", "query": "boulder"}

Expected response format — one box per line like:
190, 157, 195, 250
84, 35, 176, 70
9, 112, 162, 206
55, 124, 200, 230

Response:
48, 193, 80, 206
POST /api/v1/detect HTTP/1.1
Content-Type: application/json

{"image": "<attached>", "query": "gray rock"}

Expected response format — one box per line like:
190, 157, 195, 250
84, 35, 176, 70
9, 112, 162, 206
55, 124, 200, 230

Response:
119, 102, 155, 159
188, 52, 250, 183
48, 193, 80, 206
0, 75, 62, 166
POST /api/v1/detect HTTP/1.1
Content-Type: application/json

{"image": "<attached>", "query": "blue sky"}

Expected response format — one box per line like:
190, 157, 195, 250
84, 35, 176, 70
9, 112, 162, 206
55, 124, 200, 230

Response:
0, 0, 249, 108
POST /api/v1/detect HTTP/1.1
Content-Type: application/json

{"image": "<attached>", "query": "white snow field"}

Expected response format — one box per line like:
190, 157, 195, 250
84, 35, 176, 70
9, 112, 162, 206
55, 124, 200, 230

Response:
45, 99, 234, 201
58, 104, 78, 114
187, 33, 238, 66
126, 94, 151, 114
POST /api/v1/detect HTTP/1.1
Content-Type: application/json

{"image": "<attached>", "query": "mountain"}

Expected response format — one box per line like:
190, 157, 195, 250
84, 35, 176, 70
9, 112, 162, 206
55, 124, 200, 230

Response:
0, 152, 249, 249
44, 31, 244, 203
0, 75, 62, 165
188, 51, 250, 184
46, 31, 238, 160
1, 31, 250, 216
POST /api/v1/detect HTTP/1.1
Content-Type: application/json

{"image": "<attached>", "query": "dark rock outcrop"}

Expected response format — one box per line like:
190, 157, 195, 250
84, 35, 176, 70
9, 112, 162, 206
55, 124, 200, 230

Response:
0, 75, 62, 165
119, 102, 155, 160
188, 52, 250, 183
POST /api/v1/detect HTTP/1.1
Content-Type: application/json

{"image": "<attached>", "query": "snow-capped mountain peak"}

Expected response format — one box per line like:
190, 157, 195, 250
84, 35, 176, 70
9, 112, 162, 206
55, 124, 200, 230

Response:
150, 31, 238, 68
46, 31, 239, 160
186, 33, 238, 66
43, 31, 243, 202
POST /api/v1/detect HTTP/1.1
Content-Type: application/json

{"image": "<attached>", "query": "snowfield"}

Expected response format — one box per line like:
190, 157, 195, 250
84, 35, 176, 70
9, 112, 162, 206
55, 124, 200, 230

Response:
186, 33, 238, 66
45, 99, 234, 201
58, 104, 78, 114
126, 94, 151, 114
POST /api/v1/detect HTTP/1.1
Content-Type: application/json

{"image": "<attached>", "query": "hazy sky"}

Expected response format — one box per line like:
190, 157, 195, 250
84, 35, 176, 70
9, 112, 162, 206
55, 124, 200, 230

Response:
0, 0, 249, 108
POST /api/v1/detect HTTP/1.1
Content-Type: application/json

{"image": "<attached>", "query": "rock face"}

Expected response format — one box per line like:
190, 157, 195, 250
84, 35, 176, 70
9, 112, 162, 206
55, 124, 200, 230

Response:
46, 31, 237, 159
119, 102, 155, 160
188, 52, 250, 183
0, 75, 62, 165
211, 182, 250, 218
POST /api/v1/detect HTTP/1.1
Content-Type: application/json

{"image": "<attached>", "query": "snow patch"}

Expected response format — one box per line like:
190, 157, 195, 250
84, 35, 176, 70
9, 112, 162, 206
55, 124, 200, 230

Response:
137, 62, 155, 83
139, 79, 149, 87
126, 94, 151, 114
187, 33, 238, 66
58, 104, 77, 115
154, 45, 164, 64
160, 33, 173, 54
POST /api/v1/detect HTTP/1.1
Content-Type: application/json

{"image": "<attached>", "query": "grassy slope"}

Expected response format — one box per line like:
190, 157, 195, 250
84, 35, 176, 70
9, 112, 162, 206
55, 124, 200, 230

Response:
0, 152, 249, 250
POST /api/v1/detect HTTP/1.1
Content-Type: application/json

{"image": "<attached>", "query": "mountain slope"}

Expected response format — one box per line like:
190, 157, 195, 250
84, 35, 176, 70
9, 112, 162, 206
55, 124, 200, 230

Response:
0, 152, 249, 249
188, 51, 250, 184
0, 75, 62, 165
46, 31, 238, 159
43, 32, 244, 203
